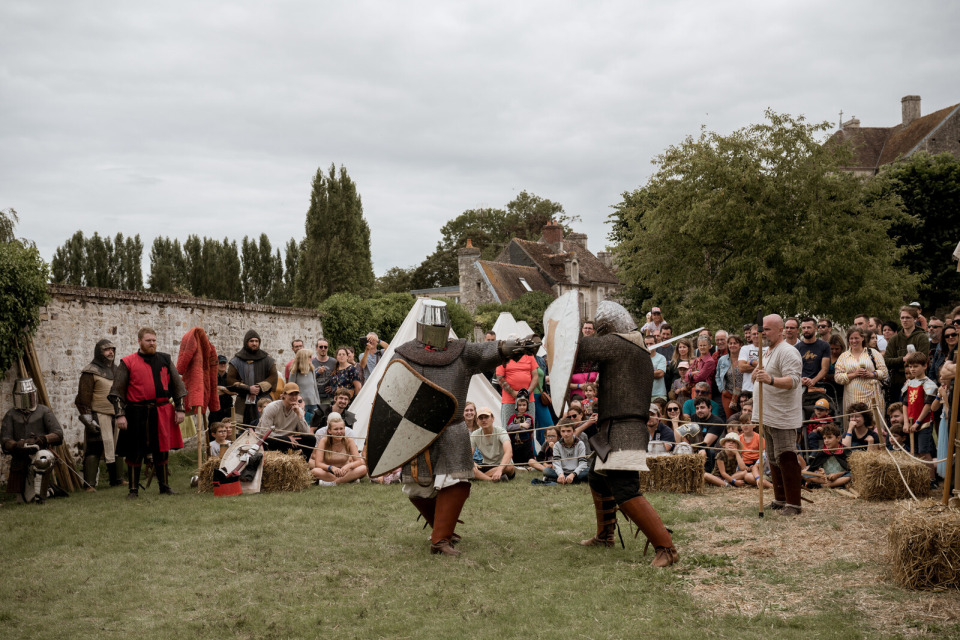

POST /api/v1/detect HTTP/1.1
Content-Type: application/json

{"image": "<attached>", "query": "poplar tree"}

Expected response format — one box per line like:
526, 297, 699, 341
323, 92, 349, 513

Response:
295, 164, 375, 307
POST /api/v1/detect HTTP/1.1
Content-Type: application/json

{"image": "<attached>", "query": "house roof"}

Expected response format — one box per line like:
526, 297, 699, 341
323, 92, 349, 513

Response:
512, 239, 620, 285
476, 261, 554, 302
829, 102, 960, 171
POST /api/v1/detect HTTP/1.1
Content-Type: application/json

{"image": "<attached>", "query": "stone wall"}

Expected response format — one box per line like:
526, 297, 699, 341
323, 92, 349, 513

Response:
1, 284, 324, 483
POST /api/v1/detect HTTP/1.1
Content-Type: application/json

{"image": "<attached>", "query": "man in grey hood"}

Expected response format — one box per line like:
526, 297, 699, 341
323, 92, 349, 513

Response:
226, 329, 278, 425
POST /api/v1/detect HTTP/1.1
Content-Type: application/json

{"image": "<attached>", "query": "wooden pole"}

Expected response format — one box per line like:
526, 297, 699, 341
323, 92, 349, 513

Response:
942, 354, 960, 506
196, 407, 204, 474
757, 340, 765, 518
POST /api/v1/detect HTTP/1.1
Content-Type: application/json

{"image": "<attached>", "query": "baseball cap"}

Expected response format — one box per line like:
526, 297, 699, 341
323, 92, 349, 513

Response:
477, 407, 494, 418
651, 306, 662, 314
909, 301, 921, 308
284, 383, 300, 394
217, 355, 228, 364
678, 360, 690, 369
649, 403, 661, 415
814, 398, 830, 410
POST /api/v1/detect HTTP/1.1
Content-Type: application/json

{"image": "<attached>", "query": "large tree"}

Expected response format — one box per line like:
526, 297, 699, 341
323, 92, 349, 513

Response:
874, 152, 960, 314
295, 164, 375, 307
0, 209, 50, 373
51, 231, 144, 290
610, 110, 918, 329
411, 191, 578, 289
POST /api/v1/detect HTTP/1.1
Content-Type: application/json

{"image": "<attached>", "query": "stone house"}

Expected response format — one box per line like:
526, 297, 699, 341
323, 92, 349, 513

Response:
457, 221, 621, 319
829, 95, 960, 176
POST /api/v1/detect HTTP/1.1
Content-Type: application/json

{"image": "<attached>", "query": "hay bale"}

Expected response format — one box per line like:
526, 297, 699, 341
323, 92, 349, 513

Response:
195, 451, 312, 494
888, 500, 960, 590
197, 457, 221, 493
849, 450, 929, 501
259, 451, 313, 493
638, 454, 704, 493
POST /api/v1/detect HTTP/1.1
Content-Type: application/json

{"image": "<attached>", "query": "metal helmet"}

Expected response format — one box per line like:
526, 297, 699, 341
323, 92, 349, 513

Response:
13, 378, 38, 412
30, 449, 55, 473
593, 301, 638, 336
416, 300, 451, 349
677, 423, 701, 440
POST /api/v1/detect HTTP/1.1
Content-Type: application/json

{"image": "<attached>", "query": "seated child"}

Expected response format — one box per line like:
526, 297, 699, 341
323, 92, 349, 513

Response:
544, 421, 589, 485
528, 426, 559, 473
506, 394, 535, 464
725, 420, 740, 435
842, 402, 881, 453
249, 396, 272, 427
802, 423, 851, 488
738, 417, 770, 488
308, 413, 368, 486
886, 402, 909, 451
806, 397, 836, 455
209, 422, 231, 458
704, 433, 747, 487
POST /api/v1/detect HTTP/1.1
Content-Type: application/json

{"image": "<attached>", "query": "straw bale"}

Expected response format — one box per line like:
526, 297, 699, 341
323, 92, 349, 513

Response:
638, 454, 704, 493
849, 450, 929, 501
196, 451, 312, 494
259, 451, 313, 493
888, 500, 960, 590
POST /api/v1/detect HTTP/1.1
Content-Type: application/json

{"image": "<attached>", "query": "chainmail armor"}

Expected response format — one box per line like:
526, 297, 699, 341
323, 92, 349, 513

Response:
395, 340, 506, 483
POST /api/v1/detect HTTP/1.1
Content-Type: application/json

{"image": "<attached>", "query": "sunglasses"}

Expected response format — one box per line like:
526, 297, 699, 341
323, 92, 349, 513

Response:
945, 332, 958, 339
817, 325, 827, 329
318, 345, 328, 349
667, 407, 680, 412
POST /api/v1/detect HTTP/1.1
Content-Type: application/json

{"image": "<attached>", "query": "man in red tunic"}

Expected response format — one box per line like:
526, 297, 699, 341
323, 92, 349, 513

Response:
109, 327, 187, 498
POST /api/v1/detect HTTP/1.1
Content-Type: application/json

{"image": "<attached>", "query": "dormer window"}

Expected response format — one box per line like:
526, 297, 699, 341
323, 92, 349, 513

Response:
519, 277, 532, 292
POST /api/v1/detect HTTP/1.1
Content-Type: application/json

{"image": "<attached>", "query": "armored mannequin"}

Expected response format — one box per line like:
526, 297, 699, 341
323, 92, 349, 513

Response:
75, 338, 122, 488
577, 301, 679, 568
392, 300, 539, 556
1, 378, 64, 503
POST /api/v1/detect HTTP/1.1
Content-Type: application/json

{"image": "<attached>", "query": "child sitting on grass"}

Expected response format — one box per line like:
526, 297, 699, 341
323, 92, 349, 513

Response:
704, 434, 747, 487
528, 426, 559, 474
209, 422, 231, 458
805, 397, 836, 455
544, 421, 588, 485
842, 402, 881, 453
506, 393, 536, 465
802, 423, 851, 489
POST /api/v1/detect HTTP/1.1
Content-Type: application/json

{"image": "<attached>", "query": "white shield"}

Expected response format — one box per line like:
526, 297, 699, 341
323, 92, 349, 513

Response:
542, 291, 581, 417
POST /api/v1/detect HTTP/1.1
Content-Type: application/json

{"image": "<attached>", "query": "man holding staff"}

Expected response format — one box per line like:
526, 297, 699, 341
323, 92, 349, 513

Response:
752, 314, 804, 516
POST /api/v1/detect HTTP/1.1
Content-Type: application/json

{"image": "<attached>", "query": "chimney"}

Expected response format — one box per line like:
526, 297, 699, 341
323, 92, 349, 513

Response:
542, 220, 563, 247
841, 117, 860, 130
902, 95, 921, 126
566, 232, 588, 251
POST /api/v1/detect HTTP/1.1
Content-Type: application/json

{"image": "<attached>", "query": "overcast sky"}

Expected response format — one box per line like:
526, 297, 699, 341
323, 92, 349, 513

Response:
3, 1, 957, 279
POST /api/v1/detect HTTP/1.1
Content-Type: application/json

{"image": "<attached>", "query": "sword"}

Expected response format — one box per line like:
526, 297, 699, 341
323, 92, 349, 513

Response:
649, 327, 706, 351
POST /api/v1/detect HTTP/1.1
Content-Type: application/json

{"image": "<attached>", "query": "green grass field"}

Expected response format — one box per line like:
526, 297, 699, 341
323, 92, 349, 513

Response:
1, 453, 957, 640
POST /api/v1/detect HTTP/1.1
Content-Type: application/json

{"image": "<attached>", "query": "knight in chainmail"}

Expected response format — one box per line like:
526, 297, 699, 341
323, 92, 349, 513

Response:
75, 338, 122, 489
392, 300, 540, 556
576, 301, 679, 568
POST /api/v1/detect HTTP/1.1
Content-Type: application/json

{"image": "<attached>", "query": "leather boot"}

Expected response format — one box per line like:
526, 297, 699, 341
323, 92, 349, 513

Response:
83, 455, 100, 491
778, 452, 803, 515
156, 461, 176, 495
127, 463, 141, 499
618, 496, 678, 568
431, 482, 471, 556
107, 462, 122, 487
580, 489, 618, 547
767, 460, 786, 509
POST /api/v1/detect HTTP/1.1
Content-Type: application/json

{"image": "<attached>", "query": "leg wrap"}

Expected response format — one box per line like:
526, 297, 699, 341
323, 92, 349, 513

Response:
580, 488, 618, 547
778, 451, 803, 509
432, 482, 470, 544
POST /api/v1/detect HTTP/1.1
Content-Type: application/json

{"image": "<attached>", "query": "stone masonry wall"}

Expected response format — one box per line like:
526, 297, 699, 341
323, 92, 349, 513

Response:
1, 284, 324, 483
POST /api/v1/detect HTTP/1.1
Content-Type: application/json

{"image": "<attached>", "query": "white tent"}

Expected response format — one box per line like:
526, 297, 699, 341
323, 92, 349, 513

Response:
350, 299, 503, 447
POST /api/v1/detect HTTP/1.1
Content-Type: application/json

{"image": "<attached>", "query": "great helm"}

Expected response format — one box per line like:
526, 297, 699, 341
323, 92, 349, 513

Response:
13, 378, 38, 412
416, 300, 451, 349
593, 301, 638, 336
